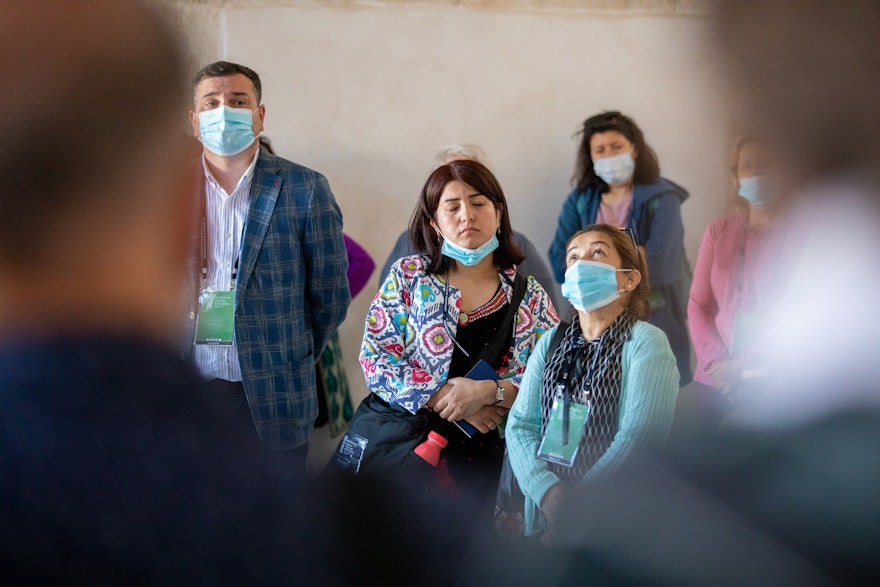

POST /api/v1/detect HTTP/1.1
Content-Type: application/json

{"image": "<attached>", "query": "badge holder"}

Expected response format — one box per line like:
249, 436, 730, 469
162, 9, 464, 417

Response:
537, 390, 590, 468
194, 290, 235, 345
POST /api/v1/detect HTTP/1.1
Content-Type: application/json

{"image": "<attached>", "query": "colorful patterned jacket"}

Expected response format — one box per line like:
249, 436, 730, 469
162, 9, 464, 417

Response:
360, 255, 559, 414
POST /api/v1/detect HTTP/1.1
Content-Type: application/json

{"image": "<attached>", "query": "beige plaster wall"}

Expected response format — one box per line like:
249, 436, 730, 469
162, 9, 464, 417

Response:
169, 0, 729, 468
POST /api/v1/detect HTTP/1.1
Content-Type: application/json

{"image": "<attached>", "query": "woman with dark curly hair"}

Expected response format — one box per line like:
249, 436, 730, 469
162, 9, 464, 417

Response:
548, 111, 692, 385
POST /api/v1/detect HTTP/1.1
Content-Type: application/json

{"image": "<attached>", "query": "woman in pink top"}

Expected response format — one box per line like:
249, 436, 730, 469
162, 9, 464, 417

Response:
687, 136, 790, 423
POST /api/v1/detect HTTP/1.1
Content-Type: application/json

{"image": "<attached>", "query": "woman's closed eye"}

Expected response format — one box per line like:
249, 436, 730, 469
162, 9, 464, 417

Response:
589, 246, 609, 259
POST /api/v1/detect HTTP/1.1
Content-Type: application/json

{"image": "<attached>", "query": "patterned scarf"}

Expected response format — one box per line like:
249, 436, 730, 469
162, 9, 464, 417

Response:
539, 311, 636, 483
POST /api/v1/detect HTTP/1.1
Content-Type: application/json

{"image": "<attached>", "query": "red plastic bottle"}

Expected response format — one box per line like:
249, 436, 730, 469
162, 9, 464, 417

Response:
413, 431, 448, 467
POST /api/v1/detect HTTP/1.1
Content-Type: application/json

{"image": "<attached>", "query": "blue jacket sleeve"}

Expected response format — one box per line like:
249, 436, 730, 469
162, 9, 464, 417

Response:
378, 231, 412, 289
514, 232, 564, 311
548, 191, 584, 284
641, 192, 685, 288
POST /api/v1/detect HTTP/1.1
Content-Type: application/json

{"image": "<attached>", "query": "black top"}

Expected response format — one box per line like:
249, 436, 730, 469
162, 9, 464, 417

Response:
448, 296, 512, 379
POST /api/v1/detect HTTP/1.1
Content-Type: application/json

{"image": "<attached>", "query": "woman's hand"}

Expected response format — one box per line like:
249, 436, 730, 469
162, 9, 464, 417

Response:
426, 383, 454, 411
433, 377, 495, 421
707, 358, 745, 394
462, 404, 507, 434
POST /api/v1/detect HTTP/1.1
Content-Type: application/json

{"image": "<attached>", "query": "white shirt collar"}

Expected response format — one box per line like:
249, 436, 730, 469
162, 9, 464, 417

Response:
201, 148, 260, 197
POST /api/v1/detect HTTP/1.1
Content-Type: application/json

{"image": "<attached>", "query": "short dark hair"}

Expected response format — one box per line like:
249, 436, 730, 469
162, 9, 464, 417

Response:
408, 159, 524, 275
567, 224, 651, 320
191, 61, 262, 105
572, 111, 661, 194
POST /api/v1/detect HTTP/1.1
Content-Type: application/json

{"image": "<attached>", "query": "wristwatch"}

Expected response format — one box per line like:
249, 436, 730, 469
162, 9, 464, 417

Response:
493, 381, 505, 405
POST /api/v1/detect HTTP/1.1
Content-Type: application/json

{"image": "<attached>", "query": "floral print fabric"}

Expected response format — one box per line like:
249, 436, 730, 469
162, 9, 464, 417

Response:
360, 255, 559, 414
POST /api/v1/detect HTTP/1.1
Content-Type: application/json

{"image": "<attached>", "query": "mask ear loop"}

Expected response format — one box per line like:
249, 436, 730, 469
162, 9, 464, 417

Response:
615, 268, 634, 294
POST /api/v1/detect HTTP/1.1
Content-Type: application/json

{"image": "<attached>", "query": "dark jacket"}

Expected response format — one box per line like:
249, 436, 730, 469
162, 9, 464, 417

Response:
185, 148, 351, 450
548, 178, 692, 383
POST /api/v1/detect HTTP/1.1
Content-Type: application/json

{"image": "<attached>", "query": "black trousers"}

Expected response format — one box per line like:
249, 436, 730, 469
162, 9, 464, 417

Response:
199, 378, 309, 481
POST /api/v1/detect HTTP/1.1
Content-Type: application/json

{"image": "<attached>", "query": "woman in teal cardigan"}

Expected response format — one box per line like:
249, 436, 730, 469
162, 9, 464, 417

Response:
507, 224, 679, 540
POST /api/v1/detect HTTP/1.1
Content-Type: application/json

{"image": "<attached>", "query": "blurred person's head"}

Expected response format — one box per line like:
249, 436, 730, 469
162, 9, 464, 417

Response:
409, 159, 523, 275
718, 0, 880, 427
0, 0, 194, 343
573, 111, 660, 194
730, 135, 783, 210
718, 0, 880, 181
434, 143, 491, 169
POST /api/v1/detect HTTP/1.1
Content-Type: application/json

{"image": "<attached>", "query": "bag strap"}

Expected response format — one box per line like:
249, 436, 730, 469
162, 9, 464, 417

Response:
546, 319, 570, 360
474, 272, 528, 366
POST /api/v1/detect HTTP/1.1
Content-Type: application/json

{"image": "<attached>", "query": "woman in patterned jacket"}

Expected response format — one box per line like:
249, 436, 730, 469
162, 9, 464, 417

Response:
360, 159, 558, 518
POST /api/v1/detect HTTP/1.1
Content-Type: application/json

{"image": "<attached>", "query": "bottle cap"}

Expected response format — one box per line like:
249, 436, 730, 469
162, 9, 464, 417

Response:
427, 430, 448, 447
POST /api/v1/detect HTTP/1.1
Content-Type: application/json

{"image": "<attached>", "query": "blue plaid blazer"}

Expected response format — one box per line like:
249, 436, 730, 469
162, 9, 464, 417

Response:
231, 149, 349, 449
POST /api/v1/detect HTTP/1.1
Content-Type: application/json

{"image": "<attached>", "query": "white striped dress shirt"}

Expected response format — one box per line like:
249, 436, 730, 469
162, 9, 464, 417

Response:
192, 151, 259, 382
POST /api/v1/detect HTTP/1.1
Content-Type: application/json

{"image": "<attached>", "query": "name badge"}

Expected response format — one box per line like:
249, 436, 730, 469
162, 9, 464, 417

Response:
195, 290, 235, 345
537, 396, 590, 467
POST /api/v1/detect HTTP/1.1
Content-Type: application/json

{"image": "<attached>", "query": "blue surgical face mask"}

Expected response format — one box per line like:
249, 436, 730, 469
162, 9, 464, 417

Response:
561, 260, 632, 312
593, 151, 635, 186
198, 106, 257, 156
738, 174, 779, 208
440, 232, 499, 266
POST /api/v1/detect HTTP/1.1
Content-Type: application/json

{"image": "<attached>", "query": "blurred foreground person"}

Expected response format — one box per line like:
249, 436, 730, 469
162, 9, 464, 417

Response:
478, 0, 880, 584
685, 136, 794, 426
0, 2, 477, 584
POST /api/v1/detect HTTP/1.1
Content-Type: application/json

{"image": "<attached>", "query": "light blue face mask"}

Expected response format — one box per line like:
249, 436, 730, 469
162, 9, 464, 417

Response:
561, 260, 632, 312
198, 106, 257, 156
440, 233, 499, 266
738, 174, 779, 208
593, 151, 635, 186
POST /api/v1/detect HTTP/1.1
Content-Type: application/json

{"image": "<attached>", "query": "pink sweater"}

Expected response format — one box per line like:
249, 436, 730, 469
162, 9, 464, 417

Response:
687, 213, 786, 385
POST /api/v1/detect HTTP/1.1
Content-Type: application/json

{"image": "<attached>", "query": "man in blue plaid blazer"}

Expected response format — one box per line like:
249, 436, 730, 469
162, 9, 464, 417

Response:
188, 61, 349, 474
